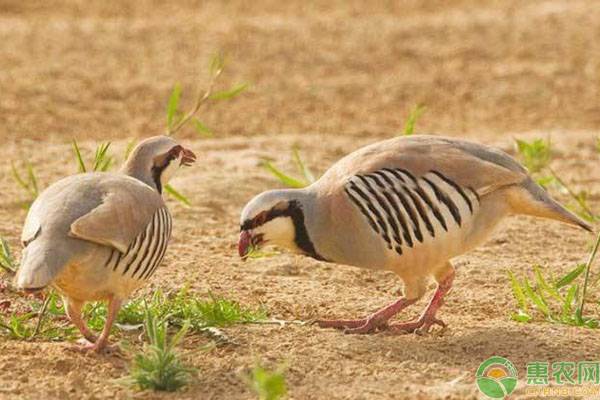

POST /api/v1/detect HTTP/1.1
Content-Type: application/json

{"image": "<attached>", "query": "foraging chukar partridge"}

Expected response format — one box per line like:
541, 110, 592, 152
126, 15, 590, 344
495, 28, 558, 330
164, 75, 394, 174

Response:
15, 136, 196, 352
239, 135, 592, 334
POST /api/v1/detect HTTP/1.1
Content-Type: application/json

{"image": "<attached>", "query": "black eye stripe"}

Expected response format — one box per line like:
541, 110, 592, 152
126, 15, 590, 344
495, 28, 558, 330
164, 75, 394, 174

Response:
241, 204, 292, 231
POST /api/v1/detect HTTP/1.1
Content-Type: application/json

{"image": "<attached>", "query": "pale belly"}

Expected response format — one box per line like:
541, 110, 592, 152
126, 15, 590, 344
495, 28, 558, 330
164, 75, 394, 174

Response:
53, 236, 169, 302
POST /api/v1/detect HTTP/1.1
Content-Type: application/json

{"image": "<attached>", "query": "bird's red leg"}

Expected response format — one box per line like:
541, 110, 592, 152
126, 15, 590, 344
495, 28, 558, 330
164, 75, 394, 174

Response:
389, 269, 454, 335
317, 297, 418, 334
75, 297, 122, 354
66, 299, 97, 343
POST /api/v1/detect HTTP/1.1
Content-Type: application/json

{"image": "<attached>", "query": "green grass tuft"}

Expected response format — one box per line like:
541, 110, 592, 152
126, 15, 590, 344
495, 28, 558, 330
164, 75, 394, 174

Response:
246, 363, 287, 400
125, 308, 195, 392
507, 232, 600, 328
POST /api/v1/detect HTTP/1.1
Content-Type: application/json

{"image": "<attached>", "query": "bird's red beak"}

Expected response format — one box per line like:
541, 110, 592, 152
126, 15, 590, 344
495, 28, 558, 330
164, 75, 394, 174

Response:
238, 230, 252, 261
180, 148, 197, 167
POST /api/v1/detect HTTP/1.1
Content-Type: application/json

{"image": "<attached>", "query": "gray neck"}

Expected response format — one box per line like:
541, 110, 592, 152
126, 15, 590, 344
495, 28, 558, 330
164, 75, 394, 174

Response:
120, 159, 160, 193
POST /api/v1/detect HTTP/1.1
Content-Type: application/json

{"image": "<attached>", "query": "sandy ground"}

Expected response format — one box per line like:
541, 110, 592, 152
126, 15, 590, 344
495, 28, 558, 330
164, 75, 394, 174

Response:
1, 1, 600, 399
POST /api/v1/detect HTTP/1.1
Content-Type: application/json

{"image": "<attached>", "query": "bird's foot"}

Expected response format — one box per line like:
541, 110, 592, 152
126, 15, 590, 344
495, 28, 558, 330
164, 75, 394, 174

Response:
388, 315, 446, 335
316, 317, 389, 334
69, 339, 120, 355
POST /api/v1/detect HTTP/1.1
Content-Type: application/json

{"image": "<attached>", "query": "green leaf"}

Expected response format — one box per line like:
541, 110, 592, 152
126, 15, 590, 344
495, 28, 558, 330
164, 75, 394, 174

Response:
535, 175, 556, 188
166, 84, 182, 130
209, 52, 226, 77
507, 270, 527, 311
248, 364, 287, 400
534, 265, 562, 302
511, 309, 532, 323
164, 184, 191, 206
260, 160, 307, 188
514, 137, 551, 173
292, 147, 315, 184
0, 238, 15, 273
72, 139, 87, 173
93, 142, 112, 172
523, 278, 551, 318
192, 118, 213, 137
555, 263, 586, 288
402, 104, 425, 135
209, 83, 249, 100
562, 284, 578, 319
26, 162, 38, 196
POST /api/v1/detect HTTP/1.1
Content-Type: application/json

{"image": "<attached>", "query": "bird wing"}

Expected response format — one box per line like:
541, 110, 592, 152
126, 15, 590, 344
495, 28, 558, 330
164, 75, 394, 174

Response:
69, 176, 164, 253
319, 135, 528, 197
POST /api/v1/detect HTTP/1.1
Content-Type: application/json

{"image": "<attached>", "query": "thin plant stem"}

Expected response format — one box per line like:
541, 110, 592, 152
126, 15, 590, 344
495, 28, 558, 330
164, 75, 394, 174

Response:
168, 68, 223, 136
28, 293, 51, 341
578, 232, 600, 317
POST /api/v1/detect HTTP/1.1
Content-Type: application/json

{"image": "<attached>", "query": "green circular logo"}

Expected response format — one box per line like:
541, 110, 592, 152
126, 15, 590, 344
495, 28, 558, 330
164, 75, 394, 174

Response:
476, 356, 518, 399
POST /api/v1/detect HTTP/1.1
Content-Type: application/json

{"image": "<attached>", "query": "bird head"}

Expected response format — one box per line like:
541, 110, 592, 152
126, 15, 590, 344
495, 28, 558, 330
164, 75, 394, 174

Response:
122, 135, 196, 193
238, 190, 305, 260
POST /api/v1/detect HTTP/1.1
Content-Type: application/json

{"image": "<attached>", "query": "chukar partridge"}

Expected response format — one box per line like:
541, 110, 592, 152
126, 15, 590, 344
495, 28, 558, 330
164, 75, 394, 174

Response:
239, 135, 592, 334
15, 136, 196, 352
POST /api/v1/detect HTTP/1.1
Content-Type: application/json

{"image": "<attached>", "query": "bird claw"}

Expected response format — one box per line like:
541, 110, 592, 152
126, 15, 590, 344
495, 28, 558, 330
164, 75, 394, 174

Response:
344, 320, 389, 335
390, 316, 446, 335
317, 317, 389, 334
68, 340, 121, 356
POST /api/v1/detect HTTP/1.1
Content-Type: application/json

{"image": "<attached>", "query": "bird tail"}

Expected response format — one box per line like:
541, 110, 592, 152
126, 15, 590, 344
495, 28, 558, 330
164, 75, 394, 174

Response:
508, 178, 593, 232
14, 240, 68, 291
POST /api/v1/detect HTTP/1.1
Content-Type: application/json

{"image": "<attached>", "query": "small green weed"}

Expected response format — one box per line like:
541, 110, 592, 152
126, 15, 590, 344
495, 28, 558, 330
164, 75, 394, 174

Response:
166, 53, 247, 136
515, 138, 552, 174
11, 160, 39, 208
124, 308, 195, 392
0, 238, 16, 274
261, 147, 315, 189
246, 362, 287, 400
83, 288, 266, 333
508, 232, 600, 328
72, 140, 113, 173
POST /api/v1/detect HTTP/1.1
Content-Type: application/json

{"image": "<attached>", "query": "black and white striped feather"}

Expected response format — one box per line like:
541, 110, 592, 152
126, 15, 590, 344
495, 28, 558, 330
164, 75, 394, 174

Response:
104, 207, 172, 280
344, 168, 480, 255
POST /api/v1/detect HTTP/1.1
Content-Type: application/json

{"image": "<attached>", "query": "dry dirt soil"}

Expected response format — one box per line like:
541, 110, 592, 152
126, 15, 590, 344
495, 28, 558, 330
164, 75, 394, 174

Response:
1, 1, 600, 399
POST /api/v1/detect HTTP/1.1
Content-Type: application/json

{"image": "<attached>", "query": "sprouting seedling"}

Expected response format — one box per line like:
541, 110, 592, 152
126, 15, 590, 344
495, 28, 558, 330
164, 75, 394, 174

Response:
124, 306, 195, 392
72, 140, 114, 173
514, 138, 552, 174
246, 362, 288, 400
166, 53, 248, 137
507, 232, 600, 328
261, 147, 316, 189
11, 160, 39, 208
402, 104, 426, 136
0, 238, 16, 275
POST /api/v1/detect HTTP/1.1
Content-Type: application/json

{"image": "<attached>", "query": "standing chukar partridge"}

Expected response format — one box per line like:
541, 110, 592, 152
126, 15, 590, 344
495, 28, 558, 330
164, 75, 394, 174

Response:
238, 135, 592, 334
15, 136, 196, 352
